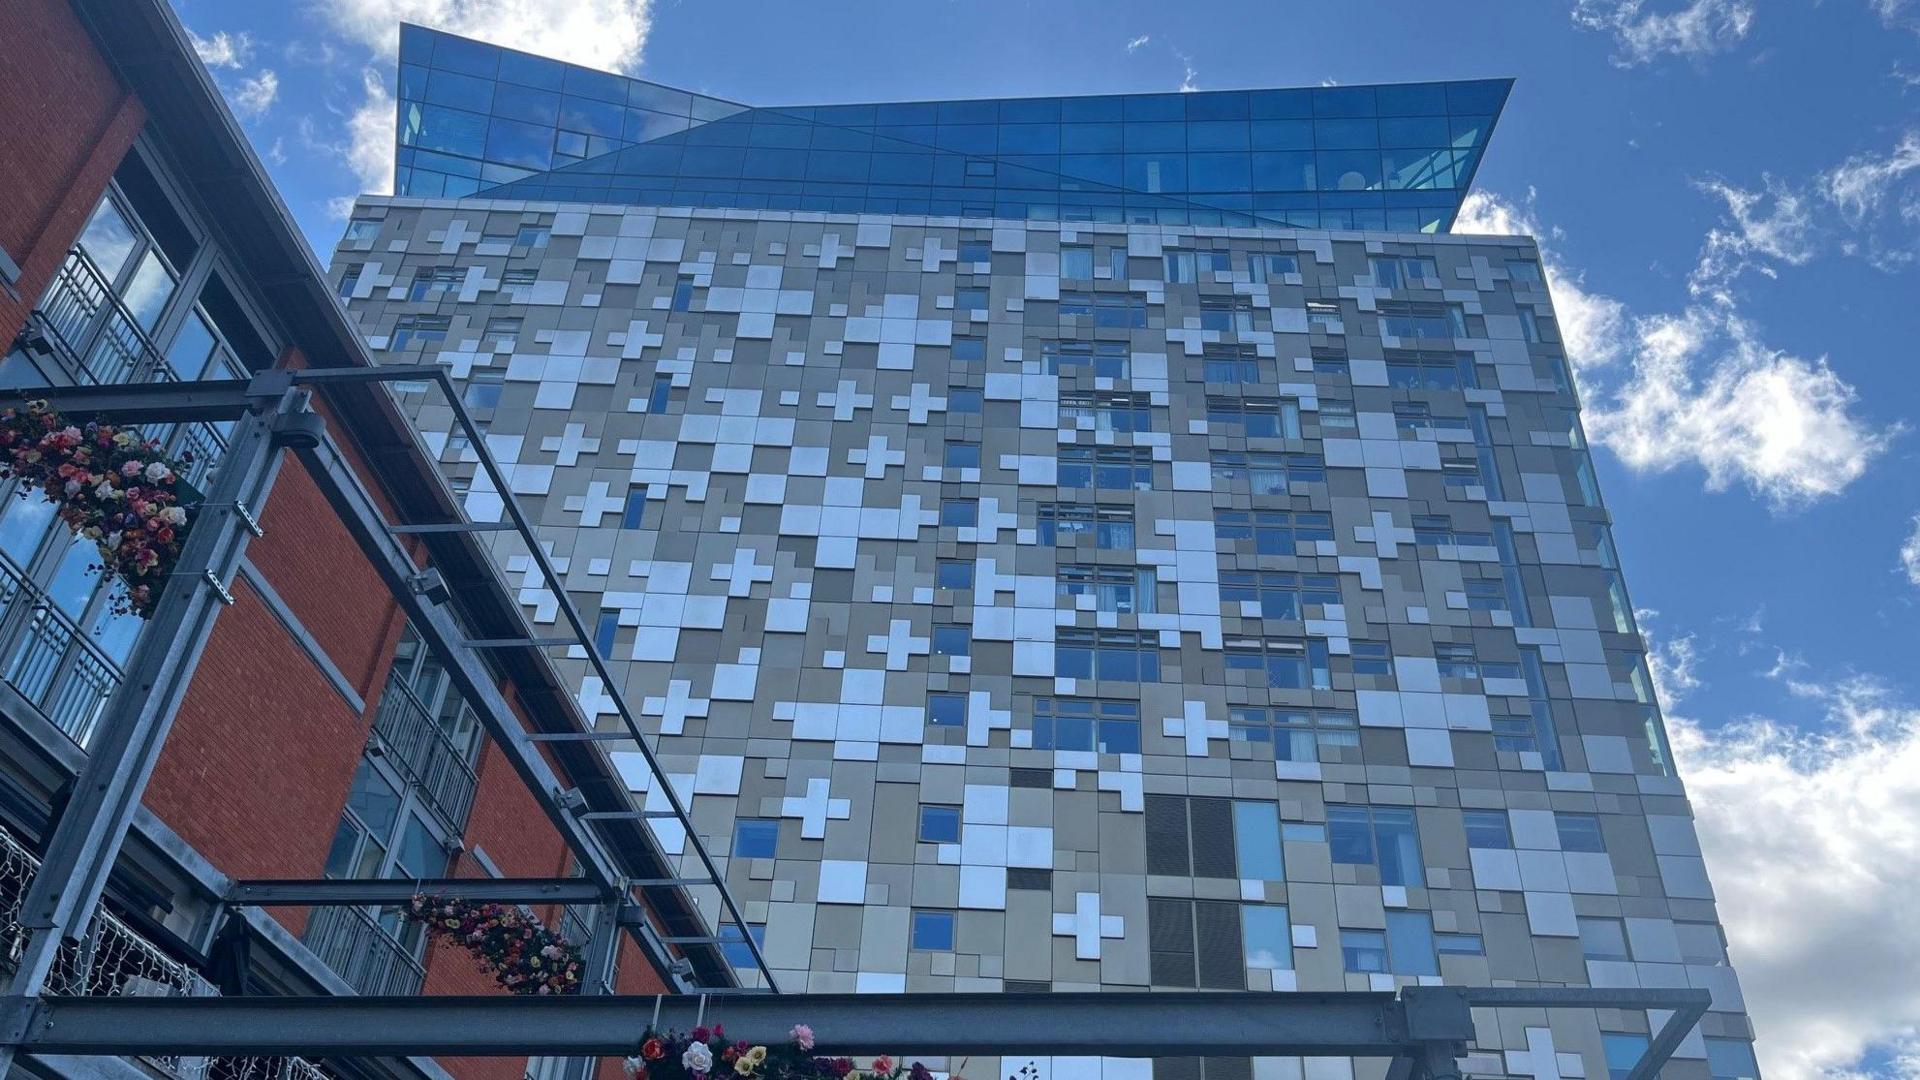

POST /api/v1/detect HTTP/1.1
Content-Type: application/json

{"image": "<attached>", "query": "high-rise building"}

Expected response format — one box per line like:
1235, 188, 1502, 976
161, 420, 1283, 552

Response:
338, 25, 1761, 1080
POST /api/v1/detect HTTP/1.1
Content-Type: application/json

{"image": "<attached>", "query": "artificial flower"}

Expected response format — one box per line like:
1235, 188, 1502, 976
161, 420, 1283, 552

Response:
734, 1045, 768, 1075
790, 1025, 815, 1052
683, 1042, 714, 1074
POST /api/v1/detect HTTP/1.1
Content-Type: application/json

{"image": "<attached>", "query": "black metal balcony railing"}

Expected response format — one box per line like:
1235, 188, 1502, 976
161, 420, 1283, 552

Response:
301, 903, 427, 997
369, 677, 480, 831
1, 826, 331, 1080
0, 559, 123, 747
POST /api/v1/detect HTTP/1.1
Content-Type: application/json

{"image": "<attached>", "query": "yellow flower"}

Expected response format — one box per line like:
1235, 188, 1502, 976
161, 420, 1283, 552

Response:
734, 1046, 768, 1075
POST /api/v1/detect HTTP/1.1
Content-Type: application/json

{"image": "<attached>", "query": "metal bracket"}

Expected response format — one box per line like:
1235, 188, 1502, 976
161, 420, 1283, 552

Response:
202, 570, 235, 606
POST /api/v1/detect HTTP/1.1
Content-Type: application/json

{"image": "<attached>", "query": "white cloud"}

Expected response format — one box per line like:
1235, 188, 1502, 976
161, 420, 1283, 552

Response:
232, 69, 279, 119
1455, 189, 1897, 508
1638, 609, 1703, 703
1570, 0, 1756, 66
1668, 673, 1920, 1080
1125, 34, 1151, 52
1690, 176, 1817, 301
1900, 514, 1920, 587
189, 29, 252, 69
318, 0, 652, 71
339, 67, 397, 209
1822, 132, 1920, 222
1175, 49, 1198, 93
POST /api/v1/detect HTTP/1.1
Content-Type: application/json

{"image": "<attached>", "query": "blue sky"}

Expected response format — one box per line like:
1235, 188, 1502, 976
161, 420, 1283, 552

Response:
166, 1, 1920, 1075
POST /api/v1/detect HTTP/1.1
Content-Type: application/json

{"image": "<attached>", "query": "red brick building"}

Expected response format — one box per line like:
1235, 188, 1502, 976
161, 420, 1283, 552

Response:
0, 2, 744, 1078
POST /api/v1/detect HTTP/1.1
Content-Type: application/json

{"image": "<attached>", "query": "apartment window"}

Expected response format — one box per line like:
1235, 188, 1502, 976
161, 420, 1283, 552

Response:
1369, 255, 1437, 290
1519, 306, 1544, 343
719, 923, 766, 970
1556, 813, 1607, 852
1387, 352, 1478, 390
313, 757, 452, 988
481, 317, 522, 345
1061, 391, 1155, 434
919, 805, 961, 843
1215, 510, 1333, 554
927, 692, 966, 727
1199, 296, 1255, 333
948, 388, 984, 413
1224, 637, 1331, 691
958, 241, 991, 264
1059, 290, 1147, 328
1341, 930, 1388, 974
1435, 933, 1485, 956
1462, 810, 1513, 849
669, 278, 695, 312
1059, 446, 1154, 491
1676, 921, 1728, 965
1385, 911, 1438, 976
1206, 397, 1302, 439
462, 368, 505, 410
615, 490, 648, 530
1242, 905, 1293, 972
389, 315, 450, 352
1508, 260, 1544, 287
407, 266, 465, 302
1412, 515, 1494, 551
344, 218, 381, 241
1602, 1035, 1649, 1080
955, 287, 989, 318
1200, 344, 1265, 384
1248, 253, 1300, 282
732, 819, 778, 859
1378, 301, 1466, 340
1056, 629, 1160, 682
940, 499, 978, 527
1032, 697, 1141, 754
335, 262, 365, 298
500, 267, 538, 302
1579, 917, 1630, 961
1519, 648, 1566, 769
593, 612, 619, 658
1306, 300, 1342, 332
1041, 340, 1129, 379
911, 910, 956, 951
647, 374, 674, 413
1209, 451, 1326, 493
944, 441, 981, 469
1312, 355, 1351, 379
1435, 642, 1479, 681
1057, 564, 1156, 614
1164, 250, 1227, 283
931, 625, 971, 657
1327, 805, 1423, 886
1351, 641, 1392, 676
1394, 403, 1470, 438
1463, 577, 1510, 613
936, 560, 974, 590
1148, 897, 1244, 988
1060, 247, 1095, 280
1441, 459, 1484, 489
1219, 570, 1341, 620
515, 225, 550, 248
943, 337, 984, 365
1232, 802, 1286, 881
1039, 504, 1134, 548
1228, 708, 1358, 763
1705, 1040, 1760, 1080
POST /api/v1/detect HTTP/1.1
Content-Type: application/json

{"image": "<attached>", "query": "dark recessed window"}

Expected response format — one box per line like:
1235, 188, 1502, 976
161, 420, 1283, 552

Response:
911, 909, 956, 950
918, 805, 961, 843
732, 819, 778, 859
928, 693, 966, 727
936, 560, 974, 590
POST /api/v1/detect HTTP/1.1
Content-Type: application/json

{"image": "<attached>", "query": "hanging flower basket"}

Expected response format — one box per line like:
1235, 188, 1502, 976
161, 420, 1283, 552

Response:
0, 401, 196, 619
404, 894, 584, 996
624, 1023, 948, 1080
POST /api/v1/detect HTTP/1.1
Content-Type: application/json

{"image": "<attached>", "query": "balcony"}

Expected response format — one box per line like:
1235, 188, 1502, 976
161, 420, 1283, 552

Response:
301, 903, 428, 997
0, 826, 330, 1080
368, 676, 479, 830
0, 559, 124, 747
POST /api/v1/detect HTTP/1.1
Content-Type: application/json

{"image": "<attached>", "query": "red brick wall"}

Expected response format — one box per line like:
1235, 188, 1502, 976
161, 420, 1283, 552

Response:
0, 0, 145, 340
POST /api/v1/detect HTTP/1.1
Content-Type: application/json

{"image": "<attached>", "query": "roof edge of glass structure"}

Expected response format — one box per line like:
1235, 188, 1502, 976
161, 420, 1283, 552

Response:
392, 24, 1511, 233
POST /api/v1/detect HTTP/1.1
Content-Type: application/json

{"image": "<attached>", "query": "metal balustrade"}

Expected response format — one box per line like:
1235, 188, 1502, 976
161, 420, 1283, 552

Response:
300, 903, 427, 998
0, 559, 123, 747
0, 827, 331, 1080
368, 675, 480, 830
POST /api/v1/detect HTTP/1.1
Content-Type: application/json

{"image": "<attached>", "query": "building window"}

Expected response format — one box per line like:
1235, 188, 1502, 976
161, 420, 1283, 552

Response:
1556, 813, 1606, 852
621, 490, 647, 529
1411, 515, 1494, 552
955, 287, 989, 318
918, 805, 961, 843
515, 225, 550, 247
1031, 698, 1141, 754
911, 910, 956, 951
1386, 352, 1477, 390
1060, 391, 1155, 434
940, 499, 977, 527
1232, 802, 1286, 882
1041, 341, 1129, 379
670, 278, 695, 311
1350, 641, 1392, 676
1241, 904, 1292, 971
1435, 933, 1485, 956
407, 266, 465, 302
947, 388, 984, 413
1200, 344, 1266, 384
462, 367, 504, 410
647, 374, 674, 413
1215, 510, 1333, 554
1248, 253, 1300, 282
1378, 301, 1466, 340
1369, 255, 1437, 290
1060, 247, 1095, 280
390, 315, 451, 352
593, 612, 619, 658
945, 442, 982, 469
1342, 914, 1437, 975
1039, 504, 1133, 548
1514, 648, 1566, 769
1059, 446, 1154, 491
1223, 637, 1331, 691
1463, 810, 1513, 849
1676, 921, 1727, 965
927, 693, 966, 727
500, 267, 539, 302
1341, 930, 1388, 974
931, 625, 971, 657
482, 317, 522, 345
1508, 260, 1544, 287
936, 560, 974, 590
1602, 1035, 1649, 1080
1435, 642, 1479, 681
1306, 300, 1342, 332
958, 241, 991, 264
1059, 290, 1147, 328
732, 820, 779, 859
1057, 564, 1156, 614
1199, 297, 1255, 333
1704, 1040, 1759, 1080
336, 262, 365, 298
1326, 805, 1423, 886
1219, 570, 1341, 620
1163, 250, 1230, 283
1578, 917, 1630, 961
719, 923, 766, 970
1055, 629, 1161, 682
1227, 708, 1358, 763
344, 218, 381, 241
950, 337, 986, 364
1210, 451, 1326, 493
1206, 397, 1302, 439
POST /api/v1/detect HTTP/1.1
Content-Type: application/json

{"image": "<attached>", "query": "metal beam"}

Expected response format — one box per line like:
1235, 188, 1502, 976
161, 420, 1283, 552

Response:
389, 522, 523, 534
1452, 987, 1712, 1080
227, 878, 611, 906
0, 372, 292, 423
6, 992, 1445, 1058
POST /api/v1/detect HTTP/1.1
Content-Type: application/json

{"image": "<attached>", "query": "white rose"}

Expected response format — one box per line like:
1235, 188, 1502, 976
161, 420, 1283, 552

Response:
145, 462, 170, 482
682, 1044, 713, 1074
164, 506, 187, 525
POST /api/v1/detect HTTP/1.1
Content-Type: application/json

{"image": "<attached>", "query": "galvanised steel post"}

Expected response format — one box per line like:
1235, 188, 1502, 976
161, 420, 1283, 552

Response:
0, 384, 308, 1074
